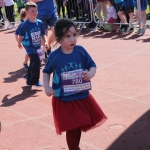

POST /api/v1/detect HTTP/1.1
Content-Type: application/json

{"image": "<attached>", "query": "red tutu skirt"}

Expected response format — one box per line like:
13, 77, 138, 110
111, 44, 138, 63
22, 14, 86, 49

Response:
52, 93, 107, 135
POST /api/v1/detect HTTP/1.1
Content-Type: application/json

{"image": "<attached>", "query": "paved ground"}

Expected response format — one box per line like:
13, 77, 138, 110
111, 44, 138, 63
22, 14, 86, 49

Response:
0, 27, 150, 150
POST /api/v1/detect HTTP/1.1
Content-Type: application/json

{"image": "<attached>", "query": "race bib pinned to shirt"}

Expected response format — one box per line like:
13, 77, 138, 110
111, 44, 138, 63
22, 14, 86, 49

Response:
61, 69, 91, 94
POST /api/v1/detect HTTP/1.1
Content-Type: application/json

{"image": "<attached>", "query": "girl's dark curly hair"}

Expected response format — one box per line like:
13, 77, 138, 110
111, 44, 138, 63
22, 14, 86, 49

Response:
54, 18, 77, 43
108, 0, 115, 6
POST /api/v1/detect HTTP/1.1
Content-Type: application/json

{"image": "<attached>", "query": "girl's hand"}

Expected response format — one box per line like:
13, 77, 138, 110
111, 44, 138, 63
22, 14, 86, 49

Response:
18, 43, 23, 49
44, 86, 55, 97
82, 70, 93, 81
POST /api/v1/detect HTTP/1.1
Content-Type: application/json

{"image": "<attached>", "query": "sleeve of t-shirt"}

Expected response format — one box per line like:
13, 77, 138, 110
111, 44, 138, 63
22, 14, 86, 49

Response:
80, 46, 96, 69
15, 23, 23, 35
19, 22, 26, 37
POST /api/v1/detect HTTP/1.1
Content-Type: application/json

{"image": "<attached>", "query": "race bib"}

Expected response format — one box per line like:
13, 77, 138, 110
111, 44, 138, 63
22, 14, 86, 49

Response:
61, 69, 91, 94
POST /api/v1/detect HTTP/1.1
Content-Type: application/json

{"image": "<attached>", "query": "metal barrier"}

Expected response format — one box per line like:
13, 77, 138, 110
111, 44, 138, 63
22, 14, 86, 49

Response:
62, 0, 149, 35
92, 0, 149, 35
0, 0, 149, 36
61, 0, 95, 32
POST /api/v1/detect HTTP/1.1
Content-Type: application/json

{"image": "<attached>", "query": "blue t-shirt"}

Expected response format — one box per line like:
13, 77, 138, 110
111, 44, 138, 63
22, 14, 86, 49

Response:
114, 0, 123, 3
36, 0, 56, 16
15, 22, 23, 35
43, 45, 96, 102
123, 0, 134, 6
19, 19, 45, 54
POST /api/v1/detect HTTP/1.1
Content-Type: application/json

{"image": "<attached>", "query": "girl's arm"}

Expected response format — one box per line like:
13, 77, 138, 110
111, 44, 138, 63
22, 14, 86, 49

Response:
43, 73, 55, 96
82, 67, 96, 81
15, 34, 18, 42
18, 36, 24, 49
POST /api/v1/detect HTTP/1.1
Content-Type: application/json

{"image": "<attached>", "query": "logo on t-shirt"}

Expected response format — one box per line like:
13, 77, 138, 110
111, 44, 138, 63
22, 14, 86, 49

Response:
30, 27, 41, 47
31, 31, 41, 47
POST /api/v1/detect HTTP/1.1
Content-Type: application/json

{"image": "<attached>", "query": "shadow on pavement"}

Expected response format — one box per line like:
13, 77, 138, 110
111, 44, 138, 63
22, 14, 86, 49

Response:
107, 110, 150, 150
3, 68, 26, 83
1, 86, 42, 107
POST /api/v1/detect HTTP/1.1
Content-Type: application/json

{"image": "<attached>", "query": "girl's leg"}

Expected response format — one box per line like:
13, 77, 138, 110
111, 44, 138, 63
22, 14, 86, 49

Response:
66, 128, 81, 150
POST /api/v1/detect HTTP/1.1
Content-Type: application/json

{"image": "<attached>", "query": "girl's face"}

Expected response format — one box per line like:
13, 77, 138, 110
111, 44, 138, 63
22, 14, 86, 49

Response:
60, 26, 77, 53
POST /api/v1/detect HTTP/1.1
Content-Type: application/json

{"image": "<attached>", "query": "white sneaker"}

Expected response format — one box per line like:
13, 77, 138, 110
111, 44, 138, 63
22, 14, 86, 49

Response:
6, 23, 14, 30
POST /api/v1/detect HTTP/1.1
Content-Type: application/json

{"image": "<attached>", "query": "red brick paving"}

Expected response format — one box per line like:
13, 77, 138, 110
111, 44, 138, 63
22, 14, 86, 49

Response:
0, 28, 150, 150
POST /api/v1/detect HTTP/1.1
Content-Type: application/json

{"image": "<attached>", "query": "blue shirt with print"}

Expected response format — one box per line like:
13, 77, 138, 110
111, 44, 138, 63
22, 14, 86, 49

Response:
123, 0, 134, 6
36, 0, 56, 16
43, 45, 96, 102
19, 19, 45, 54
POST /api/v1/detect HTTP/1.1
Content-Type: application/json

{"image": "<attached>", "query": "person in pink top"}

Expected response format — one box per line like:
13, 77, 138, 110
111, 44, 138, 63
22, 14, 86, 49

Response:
103, 0, 118, 31
107, 0, 117, 28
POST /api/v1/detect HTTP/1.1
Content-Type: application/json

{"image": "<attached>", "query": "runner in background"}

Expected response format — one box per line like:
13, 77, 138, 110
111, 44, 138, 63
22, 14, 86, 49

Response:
14, 8, 29, 70
43, 18, 107, 150
135, 0, 148, 35
3, 0, 15, 29
29, 0, 58, 60
114, 0, 123, 29
18, 2, 48, 87
118, 0, 134, 33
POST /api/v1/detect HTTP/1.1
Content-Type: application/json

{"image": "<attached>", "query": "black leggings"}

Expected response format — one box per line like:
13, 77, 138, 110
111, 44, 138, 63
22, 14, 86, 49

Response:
5, 5, 15, 24
27, 54, 40, 85
66, 128, 81, 150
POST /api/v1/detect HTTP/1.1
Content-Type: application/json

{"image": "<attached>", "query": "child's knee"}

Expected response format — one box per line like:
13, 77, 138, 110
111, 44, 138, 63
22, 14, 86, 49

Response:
118, 11, 122, 17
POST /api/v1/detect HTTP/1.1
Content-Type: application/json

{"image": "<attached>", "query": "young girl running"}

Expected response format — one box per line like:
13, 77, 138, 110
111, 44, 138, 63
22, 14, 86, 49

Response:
43, 18, 107, 150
